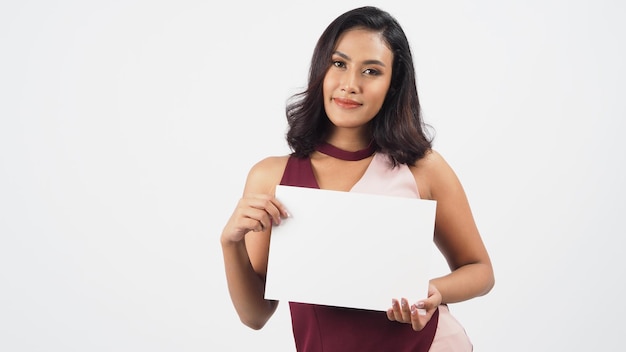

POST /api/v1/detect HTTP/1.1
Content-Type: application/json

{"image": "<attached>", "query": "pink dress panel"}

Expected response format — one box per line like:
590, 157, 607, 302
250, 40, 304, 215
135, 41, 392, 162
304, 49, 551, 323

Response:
430, 305, 474, 351
351, 153, 420, 198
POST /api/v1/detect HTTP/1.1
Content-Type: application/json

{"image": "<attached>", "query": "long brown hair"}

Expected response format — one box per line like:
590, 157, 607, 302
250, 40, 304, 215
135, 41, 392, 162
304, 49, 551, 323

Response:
285, 6, 433, 166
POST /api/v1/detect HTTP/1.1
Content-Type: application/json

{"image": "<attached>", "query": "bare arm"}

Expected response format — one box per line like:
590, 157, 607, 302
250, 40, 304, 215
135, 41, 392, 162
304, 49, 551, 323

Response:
220, 157, 289, 330
388, 150, 494, 330
423, 150, 495, 304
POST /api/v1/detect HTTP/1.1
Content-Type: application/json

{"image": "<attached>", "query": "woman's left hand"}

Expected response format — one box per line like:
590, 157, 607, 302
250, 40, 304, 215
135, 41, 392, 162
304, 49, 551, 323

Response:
386, 283, 441, 331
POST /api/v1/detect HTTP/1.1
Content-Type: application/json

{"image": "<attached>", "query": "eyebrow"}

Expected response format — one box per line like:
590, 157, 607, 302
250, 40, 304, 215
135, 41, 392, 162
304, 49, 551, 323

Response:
333, 51, 387, 67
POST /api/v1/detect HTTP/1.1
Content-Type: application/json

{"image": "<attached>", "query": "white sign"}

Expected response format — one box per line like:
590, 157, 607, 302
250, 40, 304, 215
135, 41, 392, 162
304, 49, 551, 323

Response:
265, 185, 437, 312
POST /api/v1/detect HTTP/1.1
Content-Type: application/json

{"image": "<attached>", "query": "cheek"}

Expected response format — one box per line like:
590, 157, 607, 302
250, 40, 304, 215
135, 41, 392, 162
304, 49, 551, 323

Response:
322, 80, 330, 100
322, 77, 336, 102
372, 84, 391, 105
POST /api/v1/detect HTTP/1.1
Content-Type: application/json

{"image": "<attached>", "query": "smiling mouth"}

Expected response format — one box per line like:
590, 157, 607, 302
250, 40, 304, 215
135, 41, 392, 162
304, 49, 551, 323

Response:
333, 97, 362, 108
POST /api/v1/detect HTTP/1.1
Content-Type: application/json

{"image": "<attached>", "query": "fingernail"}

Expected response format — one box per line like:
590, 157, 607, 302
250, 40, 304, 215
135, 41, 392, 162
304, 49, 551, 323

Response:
401, 299, 408, 308
417, 301, 424, 308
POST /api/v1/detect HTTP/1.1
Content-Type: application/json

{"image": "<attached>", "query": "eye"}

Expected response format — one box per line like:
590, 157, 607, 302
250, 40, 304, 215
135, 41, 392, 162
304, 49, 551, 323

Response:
332, 60, 346, 69
363, 68, 381, 76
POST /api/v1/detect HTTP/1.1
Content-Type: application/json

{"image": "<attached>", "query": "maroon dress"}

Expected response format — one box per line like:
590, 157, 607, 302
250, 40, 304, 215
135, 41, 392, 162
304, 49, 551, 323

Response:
278, 143, 439, 352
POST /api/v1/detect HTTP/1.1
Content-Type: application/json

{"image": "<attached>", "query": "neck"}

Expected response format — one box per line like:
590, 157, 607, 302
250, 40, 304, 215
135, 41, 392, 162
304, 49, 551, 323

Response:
325, 129, 372, 152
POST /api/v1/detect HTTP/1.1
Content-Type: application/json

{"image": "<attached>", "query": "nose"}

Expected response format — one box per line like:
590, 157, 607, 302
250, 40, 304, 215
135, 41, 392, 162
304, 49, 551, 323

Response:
340, 69, 360, 94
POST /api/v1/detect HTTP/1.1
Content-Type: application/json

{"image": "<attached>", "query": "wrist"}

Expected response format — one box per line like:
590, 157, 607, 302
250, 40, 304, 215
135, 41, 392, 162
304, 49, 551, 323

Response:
220, 232, 245, 248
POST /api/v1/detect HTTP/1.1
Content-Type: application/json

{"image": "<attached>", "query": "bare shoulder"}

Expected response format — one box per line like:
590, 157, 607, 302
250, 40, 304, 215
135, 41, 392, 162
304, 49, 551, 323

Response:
410, 149, 460, 200
244, 155, 291, 194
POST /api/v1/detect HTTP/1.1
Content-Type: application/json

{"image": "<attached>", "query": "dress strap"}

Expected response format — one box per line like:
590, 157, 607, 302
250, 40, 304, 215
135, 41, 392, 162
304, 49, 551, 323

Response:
279, 155, 319, 189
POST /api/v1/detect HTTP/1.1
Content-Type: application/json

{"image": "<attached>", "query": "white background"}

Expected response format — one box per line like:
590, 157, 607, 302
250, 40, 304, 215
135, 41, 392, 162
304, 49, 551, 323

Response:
1, 1, 624, 351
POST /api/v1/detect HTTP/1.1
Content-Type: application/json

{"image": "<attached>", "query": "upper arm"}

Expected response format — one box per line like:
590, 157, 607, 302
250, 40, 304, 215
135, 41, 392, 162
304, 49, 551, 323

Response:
415, 151, 491, 271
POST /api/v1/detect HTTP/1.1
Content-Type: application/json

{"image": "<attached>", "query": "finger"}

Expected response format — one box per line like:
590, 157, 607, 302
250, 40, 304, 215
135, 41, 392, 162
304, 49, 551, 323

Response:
390, 299, 403, 321
247, 196, 288, 226
270, 197, 290, 220
415, 300, 429, 315
386, 308, 396, 321
238, 207, 273, 233
417, 284, 442, 312
399, 298, 412, 322
416, 299, 437, 313
410, 304, 428, 331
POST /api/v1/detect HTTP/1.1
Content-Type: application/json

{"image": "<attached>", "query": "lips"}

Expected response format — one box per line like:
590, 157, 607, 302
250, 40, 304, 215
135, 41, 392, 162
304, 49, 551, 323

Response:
333, 97, 362, 109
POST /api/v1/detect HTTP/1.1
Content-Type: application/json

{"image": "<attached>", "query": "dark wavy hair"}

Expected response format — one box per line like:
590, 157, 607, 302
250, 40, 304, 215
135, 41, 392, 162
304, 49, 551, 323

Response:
285, 6, 433, 166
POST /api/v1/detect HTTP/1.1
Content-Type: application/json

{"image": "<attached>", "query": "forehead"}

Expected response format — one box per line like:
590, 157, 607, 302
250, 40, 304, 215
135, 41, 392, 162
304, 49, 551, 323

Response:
334, 28, 393, 63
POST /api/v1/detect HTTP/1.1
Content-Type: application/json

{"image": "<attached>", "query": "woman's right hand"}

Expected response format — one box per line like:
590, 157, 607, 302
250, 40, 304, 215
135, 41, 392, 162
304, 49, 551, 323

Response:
221, 193, 289, 244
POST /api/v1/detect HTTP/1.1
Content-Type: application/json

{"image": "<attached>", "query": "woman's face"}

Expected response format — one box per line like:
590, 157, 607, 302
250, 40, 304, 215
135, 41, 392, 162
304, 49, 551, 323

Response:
323, 28, 393, 130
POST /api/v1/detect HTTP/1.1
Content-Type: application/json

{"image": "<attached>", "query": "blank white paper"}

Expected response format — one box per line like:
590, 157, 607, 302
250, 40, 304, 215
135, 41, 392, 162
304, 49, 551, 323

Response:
265, 185, 437, 312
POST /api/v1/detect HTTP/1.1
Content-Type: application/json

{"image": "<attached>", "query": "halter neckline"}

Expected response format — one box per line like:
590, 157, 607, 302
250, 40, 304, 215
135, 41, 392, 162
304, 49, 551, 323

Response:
315, 141, 377, 161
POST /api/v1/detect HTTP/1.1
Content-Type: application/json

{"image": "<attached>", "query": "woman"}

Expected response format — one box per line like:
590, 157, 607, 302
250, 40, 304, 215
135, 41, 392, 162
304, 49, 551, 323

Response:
220, 6, 494, 351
